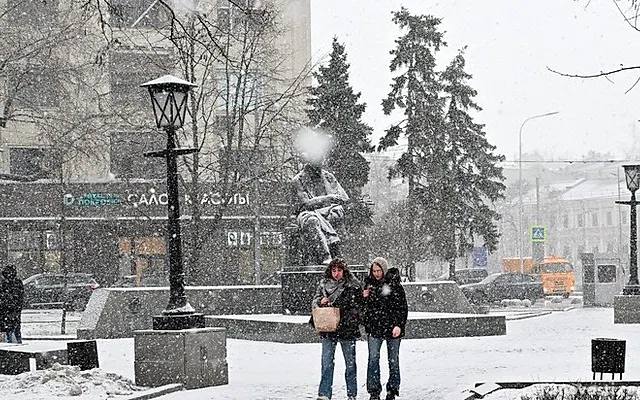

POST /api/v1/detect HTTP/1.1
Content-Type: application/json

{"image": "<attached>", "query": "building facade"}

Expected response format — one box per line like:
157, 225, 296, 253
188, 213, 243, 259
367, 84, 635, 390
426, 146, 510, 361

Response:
0, 0, 311, 286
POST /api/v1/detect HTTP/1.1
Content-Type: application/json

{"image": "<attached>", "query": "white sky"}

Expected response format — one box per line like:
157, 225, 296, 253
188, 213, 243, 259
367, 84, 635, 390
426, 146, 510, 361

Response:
310, 0, 640, 162
3, 308, 640, 400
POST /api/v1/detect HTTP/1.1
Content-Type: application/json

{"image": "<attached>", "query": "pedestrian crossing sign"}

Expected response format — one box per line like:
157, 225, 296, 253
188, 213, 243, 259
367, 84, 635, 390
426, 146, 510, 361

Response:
530, 226, 546, 243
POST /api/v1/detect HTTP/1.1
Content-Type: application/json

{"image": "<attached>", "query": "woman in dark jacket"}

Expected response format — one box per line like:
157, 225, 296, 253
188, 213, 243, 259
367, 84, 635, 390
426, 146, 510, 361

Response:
311, 258, 363, 400
363, 258, 408, 400
1, 265, 24, 344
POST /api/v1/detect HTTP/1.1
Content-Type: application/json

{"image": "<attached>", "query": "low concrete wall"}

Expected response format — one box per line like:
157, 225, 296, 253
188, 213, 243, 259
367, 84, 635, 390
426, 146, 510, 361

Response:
78, 281, 475, 339
205, 312, 505, 343
78, 285, 280, 339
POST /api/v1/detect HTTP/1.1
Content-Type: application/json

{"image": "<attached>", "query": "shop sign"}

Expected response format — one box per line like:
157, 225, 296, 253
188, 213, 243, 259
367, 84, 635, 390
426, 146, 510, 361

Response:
63, 189, 250, 208
63, 193, 123, 207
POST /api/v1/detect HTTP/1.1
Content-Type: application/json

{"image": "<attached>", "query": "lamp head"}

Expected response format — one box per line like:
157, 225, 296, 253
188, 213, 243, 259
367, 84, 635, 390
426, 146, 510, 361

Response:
623, 164, 640, 193
141, 75, 197, 129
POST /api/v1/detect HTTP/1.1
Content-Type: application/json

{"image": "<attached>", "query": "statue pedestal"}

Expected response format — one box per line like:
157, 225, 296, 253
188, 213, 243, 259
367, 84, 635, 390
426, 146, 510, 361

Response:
280, 265, 367, 315
614, 295, 640, 323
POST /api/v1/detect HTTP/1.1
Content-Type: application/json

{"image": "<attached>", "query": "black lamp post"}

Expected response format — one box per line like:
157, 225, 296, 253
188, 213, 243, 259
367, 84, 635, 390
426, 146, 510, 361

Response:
616, 164, 640, 295
141, 75, 204, 329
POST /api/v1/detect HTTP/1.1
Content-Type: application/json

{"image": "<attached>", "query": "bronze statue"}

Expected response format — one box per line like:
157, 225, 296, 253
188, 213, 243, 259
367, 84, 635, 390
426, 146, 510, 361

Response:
292, 158, 349, 265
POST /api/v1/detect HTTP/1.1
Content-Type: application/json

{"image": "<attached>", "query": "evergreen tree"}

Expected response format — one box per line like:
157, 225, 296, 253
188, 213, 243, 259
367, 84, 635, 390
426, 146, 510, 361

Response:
380, 9, 505, 276
379, 8, 447, 267
306, 37, 374, 235
436, 48, 506, 275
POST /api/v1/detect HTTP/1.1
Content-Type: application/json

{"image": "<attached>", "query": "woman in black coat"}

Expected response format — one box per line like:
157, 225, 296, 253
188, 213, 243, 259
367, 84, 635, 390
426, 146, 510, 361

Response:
1, 265, 24, 343
311, 258, 363, 400
362, 258, 408, 400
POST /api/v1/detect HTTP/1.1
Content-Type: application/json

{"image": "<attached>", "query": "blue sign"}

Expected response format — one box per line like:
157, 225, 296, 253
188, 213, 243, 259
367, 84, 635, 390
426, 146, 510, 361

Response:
530, 226, 547, 243
472, 247, 488, 267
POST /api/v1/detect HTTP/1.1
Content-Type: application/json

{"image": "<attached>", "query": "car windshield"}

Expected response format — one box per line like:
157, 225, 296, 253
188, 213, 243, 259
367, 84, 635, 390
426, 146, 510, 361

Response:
538, 262, 573, 273
68, 274, 96, 284
479, 273, 501, 284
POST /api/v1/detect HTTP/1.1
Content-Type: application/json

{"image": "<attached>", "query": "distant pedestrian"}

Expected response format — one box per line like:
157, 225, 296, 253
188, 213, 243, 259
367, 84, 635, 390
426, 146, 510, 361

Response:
362, 257, 408, 400
311, 258, 363, 400
0, 265, 24, 343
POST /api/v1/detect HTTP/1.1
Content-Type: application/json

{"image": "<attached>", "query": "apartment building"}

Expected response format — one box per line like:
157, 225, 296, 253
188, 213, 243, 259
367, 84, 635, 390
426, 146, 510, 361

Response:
0, 0, 311, 286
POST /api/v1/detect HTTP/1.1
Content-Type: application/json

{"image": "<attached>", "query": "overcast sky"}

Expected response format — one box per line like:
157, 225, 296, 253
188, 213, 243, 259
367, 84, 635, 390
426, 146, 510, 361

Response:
310, 0, 640, 162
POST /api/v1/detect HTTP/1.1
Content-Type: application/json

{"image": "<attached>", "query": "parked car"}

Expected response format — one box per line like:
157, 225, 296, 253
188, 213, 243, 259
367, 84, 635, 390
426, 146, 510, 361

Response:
112, 275, 168, 287
437, 268, 489, 285
460, 272, 544, 305
22, 273, 100, 311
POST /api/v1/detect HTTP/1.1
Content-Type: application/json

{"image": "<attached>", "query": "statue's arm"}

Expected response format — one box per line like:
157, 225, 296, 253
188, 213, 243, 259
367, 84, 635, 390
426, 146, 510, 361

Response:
293, 176, 342, 210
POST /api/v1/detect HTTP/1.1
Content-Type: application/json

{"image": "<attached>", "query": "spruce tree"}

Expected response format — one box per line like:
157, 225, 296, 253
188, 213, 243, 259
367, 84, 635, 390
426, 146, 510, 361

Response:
306, 37, 374, 240
435, 48, 506, 276
380, 9, 505, 276
379, 8, 447, 268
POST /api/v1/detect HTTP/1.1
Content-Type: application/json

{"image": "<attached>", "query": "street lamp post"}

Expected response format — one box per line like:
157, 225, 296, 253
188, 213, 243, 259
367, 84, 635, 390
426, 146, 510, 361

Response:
616, 164, 640, 295
141, 75, 204, 330
518, 111, 559, 274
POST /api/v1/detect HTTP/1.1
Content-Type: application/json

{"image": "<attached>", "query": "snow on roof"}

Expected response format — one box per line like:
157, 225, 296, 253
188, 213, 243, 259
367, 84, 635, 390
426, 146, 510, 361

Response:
560, 178, 622, 201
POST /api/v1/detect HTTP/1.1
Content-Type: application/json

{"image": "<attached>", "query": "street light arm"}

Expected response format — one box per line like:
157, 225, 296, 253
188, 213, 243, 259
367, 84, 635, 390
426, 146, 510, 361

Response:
518, 111, 560, 156
518, 110, 559, 273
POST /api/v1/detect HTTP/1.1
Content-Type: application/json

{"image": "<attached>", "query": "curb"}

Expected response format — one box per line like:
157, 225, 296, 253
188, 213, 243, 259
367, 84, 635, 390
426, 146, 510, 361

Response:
121, 384, 183, 400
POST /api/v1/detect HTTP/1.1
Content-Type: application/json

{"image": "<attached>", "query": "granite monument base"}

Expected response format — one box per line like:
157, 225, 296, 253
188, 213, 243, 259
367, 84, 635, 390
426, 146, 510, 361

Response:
280, 265, 367, 315
614, 295, 640, 323
134, 327, 228, 389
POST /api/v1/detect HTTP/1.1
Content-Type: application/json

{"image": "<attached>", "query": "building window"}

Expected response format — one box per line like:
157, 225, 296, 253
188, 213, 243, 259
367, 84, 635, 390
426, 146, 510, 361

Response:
219, 148, 265, 179
9, 65, 62, 109
215, 71, 260, 111
606, 242, 614, 253
577, 213, 584, 228
597, 265, 617, 283
591, 212, 598, 227
110, 132, 165, 180
606, 211, 613, 226
8, 230, 66, 279
110, 50, 173, 113
9, 148, 61, 179
7, 0, 58, 27
563, 215, 569, 229
217, 0, 261, 31
109, 0, 170, 28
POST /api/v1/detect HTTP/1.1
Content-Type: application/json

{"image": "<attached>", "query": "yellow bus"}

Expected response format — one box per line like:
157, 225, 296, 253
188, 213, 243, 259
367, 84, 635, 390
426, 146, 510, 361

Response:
503, 255, 575, 297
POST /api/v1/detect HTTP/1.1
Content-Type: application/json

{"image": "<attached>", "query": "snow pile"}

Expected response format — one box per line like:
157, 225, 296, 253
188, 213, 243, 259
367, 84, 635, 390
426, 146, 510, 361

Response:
0, 363, 147, 400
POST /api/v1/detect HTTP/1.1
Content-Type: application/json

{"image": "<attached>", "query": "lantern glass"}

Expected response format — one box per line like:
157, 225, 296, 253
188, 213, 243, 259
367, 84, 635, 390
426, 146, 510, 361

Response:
623, 164, 640, 192
141, 75, 197, 130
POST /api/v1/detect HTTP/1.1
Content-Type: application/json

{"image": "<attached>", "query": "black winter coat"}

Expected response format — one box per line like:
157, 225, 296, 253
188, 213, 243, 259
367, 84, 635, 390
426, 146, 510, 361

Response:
0, 277, 24, 331
363, 268, 408, 339
311, 275, 363, 340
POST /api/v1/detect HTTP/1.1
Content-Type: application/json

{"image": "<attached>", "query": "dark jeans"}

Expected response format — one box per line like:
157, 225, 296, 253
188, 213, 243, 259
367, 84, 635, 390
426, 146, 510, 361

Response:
6, 327, 22, 344
318, 337, 357, 399
367, 335, 401, 396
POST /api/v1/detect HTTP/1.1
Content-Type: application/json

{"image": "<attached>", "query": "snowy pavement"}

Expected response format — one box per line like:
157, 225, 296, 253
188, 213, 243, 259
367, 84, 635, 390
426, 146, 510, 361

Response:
4, 306, 640, 400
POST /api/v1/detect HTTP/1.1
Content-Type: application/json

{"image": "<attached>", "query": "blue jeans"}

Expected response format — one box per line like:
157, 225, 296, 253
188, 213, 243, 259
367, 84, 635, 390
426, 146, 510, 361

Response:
318, 337, 357, 399
6, 327, 22, 344
367, 335, 401, 396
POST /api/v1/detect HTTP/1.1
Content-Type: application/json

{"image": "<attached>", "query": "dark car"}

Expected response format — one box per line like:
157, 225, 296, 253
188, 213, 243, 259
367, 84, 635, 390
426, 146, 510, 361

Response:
460, 272, 544, 305
112, 275, 168, 287
22, 273, 100, 311
438, 268, 489, 285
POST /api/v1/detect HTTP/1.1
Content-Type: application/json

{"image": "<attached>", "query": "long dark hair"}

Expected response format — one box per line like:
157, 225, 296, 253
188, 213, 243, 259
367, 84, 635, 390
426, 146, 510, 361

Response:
323, 258, 352, 280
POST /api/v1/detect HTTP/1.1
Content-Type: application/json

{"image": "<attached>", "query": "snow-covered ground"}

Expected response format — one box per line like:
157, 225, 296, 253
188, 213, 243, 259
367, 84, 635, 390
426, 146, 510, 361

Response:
2, 307, 640, 400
